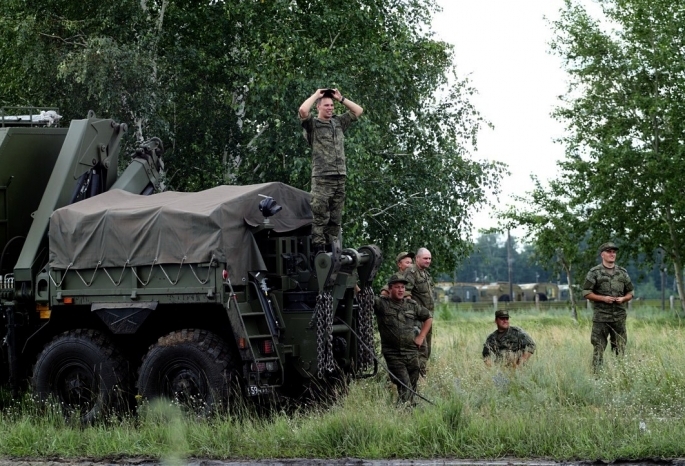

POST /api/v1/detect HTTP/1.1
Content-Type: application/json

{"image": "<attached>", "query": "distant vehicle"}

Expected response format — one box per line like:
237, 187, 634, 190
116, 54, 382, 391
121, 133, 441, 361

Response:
558, 284, 581, 301
447, 283, 479, 303
520, 283, 560, 301
479, 282, 523, 302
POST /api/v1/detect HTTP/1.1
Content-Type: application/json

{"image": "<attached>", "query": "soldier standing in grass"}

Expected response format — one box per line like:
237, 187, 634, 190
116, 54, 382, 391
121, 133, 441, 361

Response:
373, 274, 432, 405
482, 310, 536, 367
404, 247, 434, 375
583, 242, 634, 369
298, 88, 363, 253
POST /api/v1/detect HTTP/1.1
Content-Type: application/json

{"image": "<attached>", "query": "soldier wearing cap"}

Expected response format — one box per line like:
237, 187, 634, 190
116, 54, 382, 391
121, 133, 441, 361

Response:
373, 273, 432, 405
404, 247, 434, 375
482, 310, 536, 367
380, 251, 415, 297
583, 241, 634, 368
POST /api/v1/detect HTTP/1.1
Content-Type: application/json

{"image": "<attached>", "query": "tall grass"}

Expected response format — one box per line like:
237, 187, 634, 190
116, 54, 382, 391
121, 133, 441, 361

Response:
1, 305, 683, 461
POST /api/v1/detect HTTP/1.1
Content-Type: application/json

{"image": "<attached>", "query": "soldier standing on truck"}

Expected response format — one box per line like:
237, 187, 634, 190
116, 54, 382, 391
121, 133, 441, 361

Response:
404, 247, 434, 376
299, 88, 364, 253
374, 274, 432, 405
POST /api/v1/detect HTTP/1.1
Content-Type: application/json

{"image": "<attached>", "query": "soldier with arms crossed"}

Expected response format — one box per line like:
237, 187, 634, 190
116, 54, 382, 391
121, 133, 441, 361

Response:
404, 247, 434, 374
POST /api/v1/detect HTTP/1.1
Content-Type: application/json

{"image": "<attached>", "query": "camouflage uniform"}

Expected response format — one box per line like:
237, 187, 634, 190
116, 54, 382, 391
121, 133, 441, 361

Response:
404, 265, 434, 372
482, 326, 536, 366
583, 264, 634, 367
301, 112, 358, 246
373, 295, 431, 404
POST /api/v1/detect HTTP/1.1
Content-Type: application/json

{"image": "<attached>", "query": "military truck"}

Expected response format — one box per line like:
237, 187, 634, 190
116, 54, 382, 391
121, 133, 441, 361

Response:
0, 108, 381, 421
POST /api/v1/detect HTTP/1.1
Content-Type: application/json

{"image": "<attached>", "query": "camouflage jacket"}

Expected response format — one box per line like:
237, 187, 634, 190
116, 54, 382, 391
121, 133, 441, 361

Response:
404, 265, 434, 312
373, 296, 431, 356
301, 112, 357, 177
482, 326, 536, 361
582, 264, 634, 322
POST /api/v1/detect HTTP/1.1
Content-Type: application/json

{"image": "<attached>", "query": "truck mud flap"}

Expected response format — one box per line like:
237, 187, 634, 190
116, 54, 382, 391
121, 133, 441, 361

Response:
92, 302, 157, 334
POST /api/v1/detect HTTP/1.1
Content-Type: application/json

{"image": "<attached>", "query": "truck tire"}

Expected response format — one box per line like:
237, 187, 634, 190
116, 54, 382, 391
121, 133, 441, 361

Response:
31, 329, 128, 424
136, 329, 239, 413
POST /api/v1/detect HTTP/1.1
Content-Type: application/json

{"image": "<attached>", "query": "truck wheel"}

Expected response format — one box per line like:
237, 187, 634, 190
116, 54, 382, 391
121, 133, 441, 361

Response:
31, 329, 128, 424
137, 329, 239, 413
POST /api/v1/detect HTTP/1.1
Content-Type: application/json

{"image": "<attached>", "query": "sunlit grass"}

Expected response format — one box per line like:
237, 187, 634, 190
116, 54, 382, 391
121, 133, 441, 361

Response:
0, 305, 683, 460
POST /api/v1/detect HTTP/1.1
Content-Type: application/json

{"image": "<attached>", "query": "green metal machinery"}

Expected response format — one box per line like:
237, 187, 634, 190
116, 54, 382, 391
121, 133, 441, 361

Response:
0, 108, 381, 421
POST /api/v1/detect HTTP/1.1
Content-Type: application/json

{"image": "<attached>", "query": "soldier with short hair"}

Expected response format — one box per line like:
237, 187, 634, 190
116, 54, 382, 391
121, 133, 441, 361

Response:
404, 247, 434, 374
482, 310, 536, 367
373, 274, 432, 405
380, 251, 415, 297
583, 241, 634, 369
298, 88, 363, 251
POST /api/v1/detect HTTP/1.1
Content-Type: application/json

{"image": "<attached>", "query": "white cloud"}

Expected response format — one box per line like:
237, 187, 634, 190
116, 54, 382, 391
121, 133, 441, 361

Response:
432, 0, 568, 233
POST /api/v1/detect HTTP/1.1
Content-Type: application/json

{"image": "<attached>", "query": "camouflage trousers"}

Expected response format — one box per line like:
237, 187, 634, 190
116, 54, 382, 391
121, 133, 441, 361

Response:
418, 329, 432, 375
591, 319, 627, 368
310, 176, 345, 246
383, 351, 420, 404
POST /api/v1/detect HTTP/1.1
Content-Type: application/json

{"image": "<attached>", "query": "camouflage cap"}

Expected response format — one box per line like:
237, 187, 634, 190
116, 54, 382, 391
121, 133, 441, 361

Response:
387, 273, 409, 286
598, 242, 619, 253
495, 309, 509, 319
395, 251, 415, 263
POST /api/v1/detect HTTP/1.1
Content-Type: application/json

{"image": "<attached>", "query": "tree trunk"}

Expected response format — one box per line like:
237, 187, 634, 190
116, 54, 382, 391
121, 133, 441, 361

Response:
672, 258, 685, 315
564, 262, 578, 322
664, 209, 685, 313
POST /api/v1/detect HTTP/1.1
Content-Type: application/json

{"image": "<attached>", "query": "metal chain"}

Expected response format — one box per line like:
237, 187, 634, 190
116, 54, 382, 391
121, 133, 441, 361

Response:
314, 291, 334, 378
356, 286, 376, 372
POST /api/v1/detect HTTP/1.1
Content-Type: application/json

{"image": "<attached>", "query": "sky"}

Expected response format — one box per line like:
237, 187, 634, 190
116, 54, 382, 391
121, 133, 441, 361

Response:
431, 0, 569, 234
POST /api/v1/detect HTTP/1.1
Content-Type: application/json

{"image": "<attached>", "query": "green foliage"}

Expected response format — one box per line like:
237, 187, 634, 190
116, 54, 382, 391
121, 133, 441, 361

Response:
548, 0, 685, 308
0, 0, 505, 277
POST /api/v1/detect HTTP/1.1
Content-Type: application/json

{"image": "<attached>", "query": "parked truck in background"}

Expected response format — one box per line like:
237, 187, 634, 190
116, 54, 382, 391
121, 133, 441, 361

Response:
0, 108, 381, 421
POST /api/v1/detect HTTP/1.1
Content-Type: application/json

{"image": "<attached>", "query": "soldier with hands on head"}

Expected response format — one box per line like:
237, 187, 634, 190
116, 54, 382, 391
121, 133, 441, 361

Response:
373, 274, 432, 405
403, 247, 434, 374
583, 242, 634, 369
482, 310, 536, 367
298, 88, 363, 253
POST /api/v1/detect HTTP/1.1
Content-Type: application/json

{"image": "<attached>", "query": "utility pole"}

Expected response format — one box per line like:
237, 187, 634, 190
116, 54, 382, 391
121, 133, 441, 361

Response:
660, 249, 666, 311
507, 229, 513, 301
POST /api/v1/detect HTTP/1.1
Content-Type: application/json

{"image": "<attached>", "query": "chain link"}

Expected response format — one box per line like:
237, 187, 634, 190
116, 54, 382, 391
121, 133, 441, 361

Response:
356, 286, 376, 372
314, 291, 334, 378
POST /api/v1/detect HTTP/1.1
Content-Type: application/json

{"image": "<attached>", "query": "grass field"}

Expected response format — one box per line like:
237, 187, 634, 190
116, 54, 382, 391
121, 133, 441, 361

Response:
1, 305, 684, 462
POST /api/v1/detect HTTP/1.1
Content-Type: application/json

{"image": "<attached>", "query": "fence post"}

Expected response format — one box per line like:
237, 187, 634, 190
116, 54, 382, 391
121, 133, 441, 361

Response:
670, 295, 675, 311
628, 300, 632, 311
535, 293, 540, 311
493, 295, 497, 313
586, 299, 591, 310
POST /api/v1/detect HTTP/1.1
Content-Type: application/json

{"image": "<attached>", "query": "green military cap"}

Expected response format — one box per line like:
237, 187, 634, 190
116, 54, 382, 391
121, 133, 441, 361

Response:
395, 251, 415, 263
598, 242, 619, 253
495, 309, 509, 319
387, 273, 409, 286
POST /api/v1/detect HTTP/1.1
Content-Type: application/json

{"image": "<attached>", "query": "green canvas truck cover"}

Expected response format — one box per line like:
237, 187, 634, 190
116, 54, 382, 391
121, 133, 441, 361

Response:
48, 182, 312, 281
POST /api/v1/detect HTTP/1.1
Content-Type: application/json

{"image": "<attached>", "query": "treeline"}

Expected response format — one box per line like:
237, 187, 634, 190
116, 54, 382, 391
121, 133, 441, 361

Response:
441, 233, 677, 300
